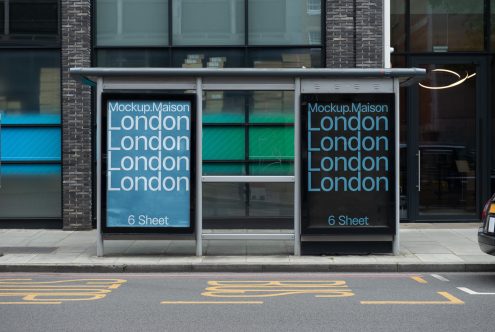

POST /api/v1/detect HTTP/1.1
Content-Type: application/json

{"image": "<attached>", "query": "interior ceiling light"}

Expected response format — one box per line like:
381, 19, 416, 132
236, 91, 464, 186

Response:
419, 68, 476, 90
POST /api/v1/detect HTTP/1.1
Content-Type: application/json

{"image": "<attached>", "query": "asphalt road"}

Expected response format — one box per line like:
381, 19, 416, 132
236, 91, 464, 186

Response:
0, 272, 494, 332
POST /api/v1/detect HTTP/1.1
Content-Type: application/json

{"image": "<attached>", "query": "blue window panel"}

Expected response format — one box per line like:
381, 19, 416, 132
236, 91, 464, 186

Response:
0, 113, 61, 125
1, 127, 61, 161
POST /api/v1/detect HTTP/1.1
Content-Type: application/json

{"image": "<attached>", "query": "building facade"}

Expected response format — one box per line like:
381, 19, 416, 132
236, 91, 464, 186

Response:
0, 0, 492, 230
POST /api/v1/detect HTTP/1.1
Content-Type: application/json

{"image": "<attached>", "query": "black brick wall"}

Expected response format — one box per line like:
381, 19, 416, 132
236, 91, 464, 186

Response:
326, 0, 383, 68
61, 0, 92, 230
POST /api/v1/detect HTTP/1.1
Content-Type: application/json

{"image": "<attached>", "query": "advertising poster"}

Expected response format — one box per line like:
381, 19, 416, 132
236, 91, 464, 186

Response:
301, 93, 396, 234
102, 94, 195, 233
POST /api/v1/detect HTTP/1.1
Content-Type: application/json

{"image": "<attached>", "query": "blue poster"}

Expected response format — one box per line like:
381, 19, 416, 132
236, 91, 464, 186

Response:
106, 100, 192, 228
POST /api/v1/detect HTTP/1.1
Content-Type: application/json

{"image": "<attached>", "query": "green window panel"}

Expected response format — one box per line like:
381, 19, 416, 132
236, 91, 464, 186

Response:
249, 163, 294, 176
203, 127, 245, 160
249, 127, 294, 160
203, 163, 246, 175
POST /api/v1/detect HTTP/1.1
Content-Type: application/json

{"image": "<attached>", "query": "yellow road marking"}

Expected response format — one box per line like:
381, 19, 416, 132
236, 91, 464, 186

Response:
0, 302, 61, 305
361, 291, 464, 305
202, 280, 354, 298
161, 301, 263, 305
411, 276, 428, 284
0, 278, 126, 304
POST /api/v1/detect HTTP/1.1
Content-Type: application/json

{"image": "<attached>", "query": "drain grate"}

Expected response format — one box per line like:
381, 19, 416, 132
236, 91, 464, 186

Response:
0, 247, 58, 254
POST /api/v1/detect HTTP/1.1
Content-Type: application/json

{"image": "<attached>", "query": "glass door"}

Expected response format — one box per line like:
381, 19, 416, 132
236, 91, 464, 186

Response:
408, 56, 488, 221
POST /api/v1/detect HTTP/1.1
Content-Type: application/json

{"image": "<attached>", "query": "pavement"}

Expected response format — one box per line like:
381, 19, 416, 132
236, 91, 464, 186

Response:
1, 223, 495, 273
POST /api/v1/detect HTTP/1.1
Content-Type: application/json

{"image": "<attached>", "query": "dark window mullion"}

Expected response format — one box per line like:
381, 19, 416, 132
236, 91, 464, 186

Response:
405, 0, 410, 53
486, 0, 491, 52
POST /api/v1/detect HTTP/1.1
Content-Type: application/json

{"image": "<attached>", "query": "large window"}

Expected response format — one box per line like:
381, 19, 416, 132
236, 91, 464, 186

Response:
409, 0, 484, 52
95, 0, 323, 68
0, 1, 61, 221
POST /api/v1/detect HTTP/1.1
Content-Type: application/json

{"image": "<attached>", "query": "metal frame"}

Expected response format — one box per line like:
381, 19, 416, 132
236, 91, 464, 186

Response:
71, 67, 425, 257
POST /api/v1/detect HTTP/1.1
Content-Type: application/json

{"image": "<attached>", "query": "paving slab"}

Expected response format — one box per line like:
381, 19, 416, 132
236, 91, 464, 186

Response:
0, 224, 495, 272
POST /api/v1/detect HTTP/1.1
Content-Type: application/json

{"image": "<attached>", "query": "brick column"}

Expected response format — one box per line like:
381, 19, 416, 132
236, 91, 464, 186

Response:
326, 0, 383, 68
326, 0, 355, 68
355, 0, 383, 68
61, 0, 93, 229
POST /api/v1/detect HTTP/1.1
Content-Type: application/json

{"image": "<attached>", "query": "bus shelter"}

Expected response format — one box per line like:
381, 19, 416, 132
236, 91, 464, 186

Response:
71, 68, 425, 257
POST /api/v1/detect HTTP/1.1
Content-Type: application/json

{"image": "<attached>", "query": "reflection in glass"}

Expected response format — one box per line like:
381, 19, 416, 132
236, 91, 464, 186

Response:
410, 0, 484, 52
249, 0, 320, 45
97, 49, 169, 67
203, 91, 245, 123
391, 0, 406, 52
249, 48, 321, 68
418, 63, 477, 215
203, 183, 293, 219
96, 0, 168, 46
203, 183, 246, 217
0, 51, 60, 124
0, 165, 61, 218
250, 91, 294, 123
172, 49, 244, 68
248, 183, 293, 217
173, 0, 244, 45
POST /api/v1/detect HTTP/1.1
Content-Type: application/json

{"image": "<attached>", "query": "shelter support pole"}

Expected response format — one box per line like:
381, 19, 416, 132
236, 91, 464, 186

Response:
96, 78, 104, 257
196, 77, 203, 257
393, 78, 400, 255
294, 78, 301, 256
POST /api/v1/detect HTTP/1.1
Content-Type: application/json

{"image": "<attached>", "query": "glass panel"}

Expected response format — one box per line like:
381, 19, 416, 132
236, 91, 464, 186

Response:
391, 0, 406, 52
173, 0, 244, 45
249, 0, 321, 45
1, 128, 60, 161
250, 91, 294, 123
203, 163, 246, 175
0, 51, 60, 124
249, 127, 294, 160
172, 49, 244, 68
8, 0, 58, 42
249, 48, 321, 68
0, 165, 61, 218
248, 183, 293, 217
417, 63, 477, 215
410, 0, 484, 52
96, 49, 169, 67
203, 91, 245, 123
96, 0, 168, 46
249, 162, 293, 175
203, 183, 246, 217
203, 127, 244, 160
